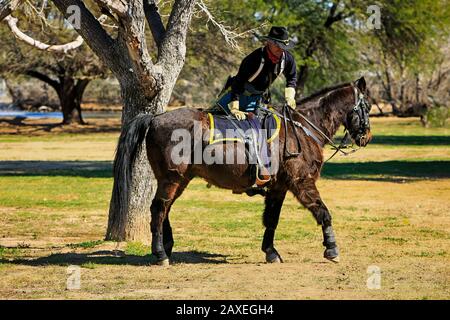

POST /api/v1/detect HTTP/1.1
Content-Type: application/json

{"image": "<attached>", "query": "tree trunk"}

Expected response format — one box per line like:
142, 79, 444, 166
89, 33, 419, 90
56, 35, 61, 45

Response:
26, 70, 89, 124
105, 77, 174, 243
58, 77, 89, 125
50, 0, 196, 243
296, 38, 320, 95
415, 73, 420, 103
105, 82, 157, 242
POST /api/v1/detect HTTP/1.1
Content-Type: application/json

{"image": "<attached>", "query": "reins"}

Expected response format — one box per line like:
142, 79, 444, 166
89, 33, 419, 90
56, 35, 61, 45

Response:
260, 85, 365, 162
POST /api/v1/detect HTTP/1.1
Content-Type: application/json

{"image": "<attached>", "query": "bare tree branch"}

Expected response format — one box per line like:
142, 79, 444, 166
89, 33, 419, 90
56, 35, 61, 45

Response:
5, 15, 84, 52
26, 70, 60, 89
324, 1, 353, 28
94, 0, 127, 16
51, 0, 125, 76
143, 0, 165, 47
116, 0, 157, 98
196, 0, 265, 51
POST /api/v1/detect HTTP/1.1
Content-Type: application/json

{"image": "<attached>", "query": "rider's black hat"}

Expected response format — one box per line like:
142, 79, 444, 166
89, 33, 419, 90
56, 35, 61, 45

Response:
258, 26, 296, 50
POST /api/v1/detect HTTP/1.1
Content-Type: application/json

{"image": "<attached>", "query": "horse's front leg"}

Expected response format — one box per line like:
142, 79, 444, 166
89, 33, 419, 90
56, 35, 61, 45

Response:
291, 179, 340, 263
262, 187, 287, 263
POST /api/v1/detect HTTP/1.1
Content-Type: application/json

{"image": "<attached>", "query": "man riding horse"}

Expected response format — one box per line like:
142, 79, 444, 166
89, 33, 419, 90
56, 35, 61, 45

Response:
216, 26, 298, 117
109, 24, 373, 265
213, 26, 298, 186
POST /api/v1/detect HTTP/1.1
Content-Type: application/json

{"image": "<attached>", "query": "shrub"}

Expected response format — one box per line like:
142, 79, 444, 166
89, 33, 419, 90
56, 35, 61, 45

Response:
423, 105, 449, 128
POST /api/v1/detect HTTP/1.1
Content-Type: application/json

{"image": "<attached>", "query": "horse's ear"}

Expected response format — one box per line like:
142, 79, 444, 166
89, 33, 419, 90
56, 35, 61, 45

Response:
355, 77, 366, 92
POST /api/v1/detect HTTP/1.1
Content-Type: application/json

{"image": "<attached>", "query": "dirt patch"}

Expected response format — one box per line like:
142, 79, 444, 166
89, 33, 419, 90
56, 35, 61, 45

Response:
0, 116, 448, 299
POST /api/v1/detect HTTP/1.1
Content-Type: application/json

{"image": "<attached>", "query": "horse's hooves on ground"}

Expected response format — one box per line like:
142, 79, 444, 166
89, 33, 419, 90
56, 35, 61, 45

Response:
266, 253, 283, 263
324, 247, 340, 263
157, 259, 170, 266
267, 256, 281, 263
326, 255, 340, 263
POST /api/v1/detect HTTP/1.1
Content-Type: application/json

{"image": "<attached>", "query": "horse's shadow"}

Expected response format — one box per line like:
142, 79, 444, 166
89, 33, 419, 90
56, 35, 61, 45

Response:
0, 250, 229, 266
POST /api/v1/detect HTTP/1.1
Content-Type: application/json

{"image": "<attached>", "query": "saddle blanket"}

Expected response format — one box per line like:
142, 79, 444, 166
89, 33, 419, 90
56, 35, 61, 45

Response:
207, 111, 280, 145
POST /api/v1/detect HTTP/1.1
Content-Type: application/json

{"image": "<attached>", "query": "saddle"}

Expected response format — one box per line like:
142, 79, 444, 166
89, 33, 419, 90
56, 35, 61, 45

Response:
207, 109, 280, 187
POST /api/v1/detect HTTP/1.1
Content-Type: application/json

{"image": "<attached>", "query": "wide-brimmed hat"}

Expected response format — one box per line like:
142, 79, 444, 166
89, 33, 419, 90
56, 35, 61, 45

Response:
258, 26, 296, 50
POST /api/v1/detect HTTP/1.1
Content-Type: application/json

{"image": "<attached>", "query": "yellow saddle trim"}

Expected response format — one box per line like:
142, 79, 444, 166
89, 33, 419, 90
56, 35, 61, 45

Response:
207, 109, 281, 145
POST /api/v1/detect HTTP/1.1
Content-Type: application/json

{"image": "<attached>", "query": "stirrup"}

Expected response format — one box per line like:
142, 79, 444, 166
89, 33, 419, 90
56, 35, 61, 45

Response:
255, 166, 270, 187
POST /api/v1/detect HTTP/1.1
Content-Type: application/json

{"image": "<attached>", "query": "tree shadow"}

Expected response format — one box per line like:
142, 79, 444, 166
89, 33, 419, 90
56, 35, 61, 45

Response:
322, 160, 450, 182
0, 160, 113, 178
1, 160, 448, 182
370, 135, 450, 146
0, 117, 63, 133
0, 250, 228, 266
333, 135, 450, 146
0, 117, 121, 134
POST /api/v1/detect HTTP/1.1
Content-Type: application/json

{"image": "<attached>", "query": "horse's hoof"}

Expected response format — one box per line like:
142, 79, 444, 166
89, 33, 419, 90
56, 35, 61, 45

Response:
266, 255, 282, 263
326, 255, 340, 263
265, 250, 283, 263
157, 258, 170, 266
324, 247, 340, 263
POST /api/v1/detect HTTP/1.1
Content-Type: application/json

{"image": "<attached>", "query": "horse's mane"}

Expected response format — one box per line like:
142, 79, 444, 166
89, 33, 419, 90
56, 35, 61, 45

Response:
288, 82, 355, 143
298, 82, 352, 106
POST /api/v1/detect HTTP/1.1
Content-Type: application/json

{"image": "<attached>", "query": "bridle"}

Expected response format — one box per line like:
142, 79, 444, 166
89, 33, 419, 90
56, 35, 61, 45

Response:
323, 85, 371, 162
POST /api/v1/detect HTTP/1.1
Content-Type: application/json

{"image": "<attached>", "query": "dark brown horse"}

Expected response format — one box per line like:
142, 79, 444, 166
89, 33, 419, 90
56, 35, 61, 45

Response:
111, 77, 372, 265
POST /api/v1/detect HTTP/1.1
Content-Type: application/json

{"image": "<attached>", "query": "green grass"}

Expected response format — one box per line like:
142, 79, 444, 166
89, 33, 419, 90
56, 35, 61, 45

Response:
0, 117, 449, 299
0, 246, 21, 259
0, 176, 112, 210
81, 262, 98, 269
369, 118, 449, 136
125, 242, 151, 256
68, 240, 104, 249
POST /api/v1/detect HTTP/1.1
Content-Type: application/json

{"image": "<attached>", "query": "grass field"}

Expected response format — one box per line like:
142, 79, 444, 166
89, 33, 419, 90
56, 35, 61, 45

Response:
0, 117, 449, 299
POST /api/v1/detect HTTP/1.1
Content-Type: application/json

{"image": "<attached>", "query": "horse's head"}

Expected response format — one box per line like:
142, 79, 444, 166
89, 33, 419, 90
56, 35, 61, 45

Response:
345, 77, 373, 147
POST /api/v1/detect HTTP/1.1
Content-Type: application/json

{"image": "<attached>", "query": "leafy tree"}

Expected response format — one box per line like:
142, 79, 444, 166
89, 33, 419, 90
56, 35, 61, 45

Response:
362, 0, 450, 115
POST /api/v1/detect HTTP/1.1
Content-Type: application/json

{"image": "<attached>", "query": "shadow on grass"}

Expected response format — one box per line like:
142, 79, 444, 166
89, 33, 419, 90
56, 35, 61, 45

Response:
0, 117, 63, 133
333, 135, 450, 146
1, 160, 449, 181
371, 135, 450, 146
0, 250, 228, 266
322, 160, 450, 181
0, 117, 121, 134
0, 160, 113, 178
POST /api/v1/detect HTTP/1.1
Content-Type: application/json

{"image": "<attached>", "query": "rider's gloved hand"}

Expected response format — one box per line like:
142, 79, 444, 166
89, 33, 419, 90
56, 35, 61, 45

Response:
285, 87, 297, 109
229, 100, 247, 121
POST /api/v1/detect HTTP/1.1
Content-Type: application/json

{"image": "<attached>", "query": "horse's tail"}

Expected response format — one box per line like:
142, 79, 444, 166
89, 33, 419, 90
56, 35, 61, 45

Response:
110, 114, 154, 218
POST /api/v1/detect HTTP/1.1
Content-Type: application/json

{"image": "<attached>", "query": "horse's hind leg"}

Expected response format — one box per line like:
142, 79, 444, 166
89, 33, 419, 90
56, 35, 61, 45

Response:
262, 186, 287, 263
162, 217, 174, 257
151, 178, 190, 265
290, 178, 340, 263
161, 179, 190, 257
